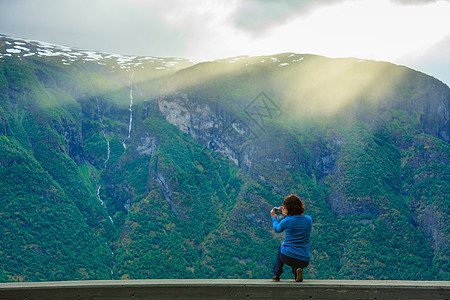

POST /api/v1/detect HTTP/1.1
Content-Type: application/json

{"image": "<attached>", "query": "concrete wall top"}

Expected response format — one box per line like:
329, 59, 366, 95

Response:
1, 279, 449, 299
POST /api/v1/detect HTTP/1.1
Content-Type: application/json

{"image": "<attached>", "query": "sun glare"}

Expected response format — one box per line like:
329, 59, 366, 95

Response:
224, 0, 450, 64
116, 0, 450, 66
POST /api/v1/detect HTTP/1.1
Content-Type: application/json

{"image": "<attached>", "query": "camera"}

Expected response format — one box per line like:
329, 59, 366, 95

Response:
273, 206, 282, 214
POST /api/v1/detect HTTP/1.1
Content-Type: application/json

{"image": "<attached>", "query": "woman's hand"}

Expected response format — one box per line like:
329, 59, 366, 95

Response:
270, 208, 277, 218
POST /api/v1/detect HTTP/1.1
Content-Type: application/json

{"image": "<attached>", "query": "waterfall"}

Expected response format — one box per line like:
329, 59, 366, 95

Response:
111, 253, 116, 279
91, 89, 115, 279
95, 97, 110, 169
104, 137, 110, 169
96, 185, 104, 206
93, 97, 113, 224
96, 185, 113, 224
127, 73, 134, 139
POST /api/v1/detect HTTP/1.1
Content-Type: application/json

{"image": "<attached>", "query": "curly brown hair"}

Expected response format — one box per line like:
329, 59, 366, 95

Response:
283, 194, 305, 216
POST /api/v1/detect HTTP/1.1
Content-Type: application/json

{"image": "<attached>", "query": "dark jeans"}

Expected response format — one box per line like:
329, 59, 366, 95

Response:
272, 245, 309, 277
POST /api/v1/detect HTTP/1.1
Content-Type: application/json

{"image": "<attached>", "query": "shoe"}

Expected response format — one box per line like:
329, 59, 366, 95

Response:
295, 268, 303, 282
272, 275, 280, 282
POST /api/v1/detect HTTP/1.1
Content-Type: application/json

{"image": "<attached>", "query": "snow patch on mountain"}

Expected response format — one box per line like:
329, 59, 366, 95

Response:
1, 35, 310, 72
0, 34, 194, 71
228, 56, 249, 63
6, 48, 21, 54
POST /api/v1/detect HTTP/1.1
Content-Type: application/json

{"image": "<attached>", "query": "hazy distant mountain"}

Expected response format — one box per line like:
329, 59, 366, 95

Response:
0, 34, 448, 282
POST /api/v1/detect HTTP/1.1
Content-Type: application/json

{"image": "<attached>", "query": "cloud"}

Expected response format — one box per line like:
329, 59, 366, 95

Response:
0, 0, 449, 86
400, 34, 450, 86
230, 0, 341, 35
116, 0, 245, 60
392, 0, 447, 4
230, 0, 450, 35
0, 0, 187, 56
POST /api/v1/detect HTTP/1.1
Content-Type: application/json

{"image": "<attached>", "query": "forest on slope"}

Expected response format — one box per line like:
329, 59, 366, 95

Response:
0, 35, 448, 282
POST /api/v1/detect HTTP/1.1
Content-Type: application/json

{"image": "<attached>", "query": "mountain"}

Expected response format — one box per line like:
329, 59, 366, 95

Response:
0, 34, 448, 282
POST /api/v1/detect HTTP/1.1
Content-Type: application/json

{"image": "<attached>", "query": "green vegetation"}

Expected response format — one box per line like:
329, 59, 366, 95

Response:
0, 136, 111, 281
0, 37, 448, 282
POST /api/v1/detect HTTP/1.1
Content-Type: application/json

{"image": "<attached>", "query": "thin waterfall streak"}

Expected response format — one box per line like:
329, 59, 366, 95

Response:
95, 97, 110, 169
104, 137, 110, 169
93, 94, 112, 224
127, 73, 134, 138
110, 247, 116, 279
89, 85, 116, 279
96, 185, 104, 206
90, 89, 115, 279
96, 185, 113, 224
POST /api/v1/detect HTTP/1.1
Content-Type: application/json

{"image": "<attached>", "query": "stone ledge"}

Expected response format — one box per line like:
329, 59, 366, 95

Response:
1, 279, 449, 299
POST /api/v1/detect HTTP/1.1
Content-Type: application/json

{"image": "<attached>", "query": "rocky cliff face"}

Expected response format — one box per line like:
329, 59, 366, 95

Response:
157, 94, 248, 166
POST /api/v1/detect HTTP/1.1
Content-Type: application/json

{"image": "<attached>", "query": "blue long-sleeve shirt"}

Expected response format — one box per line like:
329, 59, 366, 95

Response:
272, 214, 312, 261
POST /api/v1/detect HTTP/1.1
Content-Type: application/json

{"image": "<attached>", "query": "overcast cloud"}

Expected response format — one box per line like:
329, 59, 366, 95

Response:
0, 0, 449, 85
231, 0, 345, 34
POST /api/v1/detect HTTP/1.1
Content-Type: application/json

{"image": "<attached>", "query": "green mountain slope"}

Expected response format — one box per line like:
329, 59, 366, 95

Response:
0, 35, 448, 281
0, 136, 112, 281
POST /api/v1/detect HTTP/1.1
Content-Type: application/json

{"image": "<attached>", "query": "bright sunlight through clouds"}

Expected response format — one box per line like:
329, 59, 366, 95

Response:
281, 0, 450, 60
176, 0, 450, 64
1, 0, 450, 84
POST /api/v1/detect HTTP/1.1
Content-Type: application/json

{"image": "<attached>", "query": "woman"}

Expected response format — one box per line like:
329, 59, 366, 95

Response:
270, 194, 312, 282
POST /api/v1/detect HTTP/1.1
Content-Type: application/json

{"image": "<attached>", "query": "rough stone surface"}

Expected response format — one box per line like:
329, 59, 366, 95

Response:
1, 279, 449, 300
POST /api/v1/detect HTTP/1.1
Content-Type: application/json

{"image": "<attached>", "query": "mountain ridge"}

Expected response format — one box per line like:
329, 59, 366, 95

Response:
0, 34, 448, 282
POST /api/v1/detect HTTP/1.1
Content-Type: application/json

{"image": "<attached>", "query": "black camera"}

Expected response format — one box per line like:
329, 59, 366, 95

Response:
273, 206, 282, 214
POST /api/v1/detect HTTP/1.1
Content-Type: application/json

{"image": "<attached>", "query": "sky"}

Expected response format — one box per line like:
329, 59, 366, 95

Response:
1, 0, 449, 85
